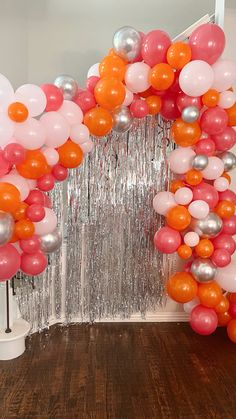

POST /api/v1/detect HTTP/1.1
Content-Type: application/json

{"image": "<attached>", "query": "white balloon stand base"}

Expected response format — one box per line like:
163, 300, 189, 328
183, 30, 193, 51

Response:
0, 319, 30, 360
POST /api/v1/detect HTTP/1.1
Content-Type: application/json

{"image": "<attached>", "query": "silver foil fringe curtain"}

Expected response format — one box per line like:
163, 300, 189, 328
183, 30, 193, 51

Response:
15, 116, 174, 332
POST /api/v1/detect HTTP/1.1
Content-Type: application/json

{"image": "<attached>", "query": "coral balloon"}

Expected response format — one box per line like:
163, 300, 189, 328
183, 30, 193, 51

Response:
190, 305, 218, 335
73, 90, 96, 114
8, 102, 28, 122
0, 244, 21, 280
3, 143, 26, 165
141, 30, 171, 67
40, 83, 64, 111
149, 63, 174, 91
15, 219, 35, 239
211, 249, 231, 268
146, 95, 162, 115
16, 150, 50, 179
194, 138, 215, 157
202, 89, 219, 107
130, 99, 149, 118
83, 107, 113, 137
189, 23, 225, 64
212, 127, 236, 152
0, 182, 20, 213
200, 107, 228, 135
171, 119, 201, 147
154, 226, 181, 254
26, 204, 45, 222
185, 169, 203, 186
52, 164, 68, 181
177, 244, 192, 259
193, 182, 219, 210
195, 239, 214, 258
37, 174, 55, 192
20, 235, 41, 254
86, 76, 100, 93
215, 200, 235, 219
99, 55, 126, 80
21, 250, 47, 276
229, 303, 236, 319
57, 140, 83, 169
167, 42, 191, 70
166, 205, 191, 231
160, 92, 181, 120
222, 215, 236, 235
167, 272, 198, 303
94, 76, 125, 110
176, 93, 202, 112
219, 190, 236, 205
25, 189, 46, 206
212, 234, 236, 255
227, 319, 236, 343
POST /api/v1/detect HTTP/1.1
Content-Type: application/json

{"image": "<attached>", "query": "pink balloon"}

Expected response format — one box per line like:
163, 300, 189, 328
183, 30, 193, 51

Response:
211, 127, 236, 152
175, 187, 193, 205
79, 140, 94, 154
179, 60, 214, 97
0, 149, 11, 176
74, 90, 96, 114
176, 93, 202, 112
200, 107, 228, 135
194, 138, 216, 156
214, 177, 229, 192
154, 226, 181, 254
219, 189, 236, 205
130, 99, 149, 118
70, 123, 90, 145
190, 305, 218, 335
0, 244, 21, 280
212, 60, 236, 92
160, 92, 181, 120
44, 195, 52, 209
15, 84, 46, 117
153, 191, 176, 215
193, 182, 219, 210
211, 249, 231, 267
189, 23, 225, 65
169, 147, 196, 175
202, 156, 224, 180
14, 118, 46, 150
42, 147, 59, 166
52, 164, 68, 181
86, 76, 100, 93
40, 112, 70, 147
34, 207, 57, 236
218, 91, 236, 109
122, 87, 134, 107
188, 200, 209, 219
26, 204, 45, 222
58, 100, 83, 124
229, 303, 236, 319
21, 250, 47, 276
40, 84, 64, 112
87, 63, 99, 78
141, 30, 171, 67
125, 63, 151, 93
215, 261, 236, 292
1, 172, 29, 200
25, 189, 45, 206
222, 215, 236, 235
37, 174, 55, 192
184, 232, 200, 247
212, 234, 236, 255
3, 143, 26, 164
20, 235, 41, 254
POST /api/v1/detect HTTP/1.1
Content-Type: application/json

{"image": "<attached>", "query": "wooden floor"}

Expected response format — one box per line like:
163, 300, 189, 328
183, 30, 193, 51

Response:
0, 323, 236, 419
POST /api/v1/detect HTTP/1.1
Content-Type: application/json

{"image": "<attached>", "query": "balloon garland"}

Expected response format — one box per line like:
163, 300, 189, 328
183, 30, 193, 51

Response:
0, 22, 236, 343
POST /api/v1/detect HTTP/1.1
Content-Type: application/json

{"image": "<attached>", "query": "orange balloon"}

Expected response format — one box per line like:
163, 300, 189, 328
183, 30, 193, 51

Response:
8, 101, 29, 122
166, 205, 191, 231
12, 202, 28, 221
228, 292, 236, 303
171, 119, 201, 147
10, 230, 19, 243
0, 182, 21, 213
170, 180, 185, 193
226, 103, 236, 126
167, 42, 192, 70
57, 140, 83, 169
198, 281, 222, 308
167, 272, 198, 303
99, 55, 126, 81
215, 295, 230, 314
227, 319, 236, 343
202, 89, 220, 108
195, 239, 214, 258
222, 172, 231, 184
215, 200, 235, 219
177, 244, 192, 259
15, 219, 35, 240
185, 169, 203, 186
149, 63, 175, 91
94, 77, 125, 110
218, 311, 232, 327
84, 107, 113, 137
146, 95, 162, 115
16, 150, 50, 179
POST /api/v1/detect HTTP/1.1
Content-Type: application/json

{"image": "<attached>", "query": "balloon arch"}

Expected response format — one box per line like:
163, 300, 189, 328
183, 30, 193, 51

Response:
0, 23, 236, 343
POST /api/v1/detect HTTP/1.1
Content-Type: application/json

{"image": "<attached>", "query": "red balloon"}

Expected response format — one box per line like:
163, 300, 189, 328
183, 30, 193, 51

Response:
211, 249, 231, 267
21, 251, 48, 276
37, 174, 55, 192
0, 150, 11, 177
20, 235, 41, 254
44, 195, 52, 209
211, 127, 236, 151
212, 234, 236, 255
130, 99, 149, 118
229, 303, 236, 319
200, 107, 228, 135
26, 204, 45, 222
189, 23, 225, 65
160, 92, 181, 120
52, 164, 68, 181
194, 138, 216, 156
193, 182, 219, 210
168, 71, 181, 94
222, 215, 236, 235
74, 90, 96, 113
176, 93, 202, 112
190, 305, 218, 335
86, 76, 100, 93
141, 30, 171, 67
154, 226, 181, 254
3, 143, 26, 165
40, 84, 63, 112
25, 189, 45, 206
219, 190, 236, 205
0, 244, 21, 280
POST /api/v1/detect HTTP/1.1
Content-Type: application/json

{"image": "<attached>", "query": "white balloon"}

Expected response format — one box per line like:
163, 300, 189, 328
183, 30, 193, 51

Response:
212, 60, 236, 92
15, 84, 47, 117
183, 298, 200, 314
87, 63, 100, 78
179, 60, 214, 97
218, 91, 236, 109
0, 114, 14, 146
215, 261, 236, 292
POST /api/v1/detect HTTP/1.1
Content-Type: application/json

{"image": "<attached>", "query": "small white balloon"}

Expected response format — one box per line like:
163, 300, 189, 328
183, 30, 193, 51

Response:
184, 231, 200, 247
42, 147, 59, 166
87, 63, 100, 78
214, 176, 229, 192
218, 90, 236, 109
79, 140, 94, 154
175, 187, 193, 205
188, 200, 209, 219
202, 156, 224, 180
183, 297, 200, 314
153, 191, 176, 216
15, 84, 47, 117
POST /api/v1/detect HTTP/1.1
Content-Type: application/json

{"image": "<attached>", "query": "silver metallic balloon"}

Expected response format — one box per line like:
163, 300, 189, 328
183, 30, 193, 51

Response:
191, 212, 222, 238
181, 106, 200, 123
218, 151, 236, 172
113, 26, 141, 62
190, 258, 217, 283
191, 154, 209, 171
112, 106, 133, 133
0, 211, 14, 246
40, 228, 62, 254
54, 75, 78, 100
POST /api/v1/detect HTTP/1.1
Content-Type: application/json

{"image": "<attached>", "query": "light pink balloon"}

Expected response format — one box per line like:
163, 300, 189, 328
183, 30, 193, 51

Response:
188, 200, 209, 219
214, 177, 229, 192
184, 231, 200, 247
212, 60, 236, 92
34, 207, 57, 236
70, 123, 90, 144
0, 73, 15, 113
153, 191, 176, 215
169, 147, 196, 174
125, 63, 151, 93
58, 100, 83, 124
79, 140, 94, 154
122, 87, 134, 106
14, 117, 46, 150
179, 60, 214, 97
218, 90, 236, 109
27, 179, 37, 189
0, 114, 14, 146
175, 187, 193, 205
183, 297, 200, 314
40, 112, 70, 147
87, 63, 100, 78
15, 84, 47, 117
215, 261, 236, 292
1, 171, 30, 200
42, 147, 59, 166
202, 156, 224, 180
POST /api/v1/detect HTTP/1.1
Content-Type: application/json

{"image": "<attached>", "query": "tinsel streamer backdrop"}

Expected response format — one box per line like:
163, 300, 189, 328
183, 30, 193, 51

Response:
16, 116, 174, 331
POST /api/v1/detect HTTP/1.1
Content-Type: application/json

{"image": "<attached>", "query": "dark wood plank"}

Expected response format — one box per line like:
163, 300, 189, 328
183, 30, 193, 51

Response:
0, 323, 236, 418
